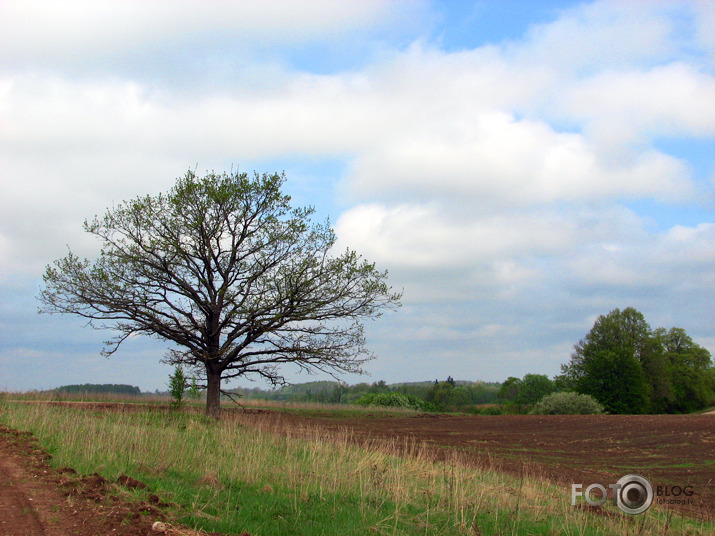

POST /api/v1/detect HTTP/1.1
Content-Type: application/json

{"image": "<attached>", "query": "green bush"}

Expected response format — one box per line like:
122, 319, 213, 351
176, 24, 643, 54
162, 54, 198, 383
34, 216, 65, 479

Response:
501, 403, 531, 415
354, 392, 436, 412
467, 405, 502, 415
531, 391, 604, 415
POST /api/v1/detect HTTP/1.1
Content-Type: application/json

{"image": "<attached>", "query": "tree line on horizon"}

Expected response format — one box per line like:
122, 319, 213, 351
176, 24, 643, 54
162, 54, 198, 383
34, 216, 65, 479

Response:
230, 378, 502, 409
234, 307, 714, 415
54, 383, 142, 396
52, 304, 714, 416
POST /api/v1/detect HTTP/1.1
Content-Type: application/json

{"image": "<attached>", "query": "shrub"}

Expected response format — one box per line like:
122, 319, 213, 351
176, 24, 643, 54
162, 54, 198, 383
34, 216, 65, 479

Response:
531, 391, 604, 415
501, 403, 531, 415
354, 392, 436, 412
468, 405, 502, 415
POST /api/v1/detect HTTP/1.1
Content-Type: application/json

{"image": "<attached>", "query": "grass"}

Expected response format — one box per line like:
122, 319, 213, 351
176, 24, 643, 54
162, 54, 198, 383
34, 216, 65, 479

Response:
0, 398, 713, 536
236, 397, 426, 418
0, 390, 429, 418
0, 389, 167, 403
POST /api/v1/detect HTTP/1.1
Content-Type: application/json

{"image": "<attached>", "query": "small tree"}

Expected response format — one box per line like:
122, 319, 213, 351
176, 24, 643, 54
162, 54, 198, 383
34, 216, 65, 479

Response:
39, 169, 401, 418
186, 377, 202, 401
497, 376, 521, 403
425, 381, 453, 411
447, 385, 470, 409
168, 364, 188, 410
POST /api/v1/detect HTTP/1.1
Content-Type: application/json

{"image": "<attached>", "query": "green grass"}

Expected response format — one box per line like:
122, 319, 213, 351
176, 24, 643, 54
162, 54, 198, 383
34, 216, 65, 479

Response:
0, 399, 712, 536
0, 390, 438, 418
232, 397, 429, 419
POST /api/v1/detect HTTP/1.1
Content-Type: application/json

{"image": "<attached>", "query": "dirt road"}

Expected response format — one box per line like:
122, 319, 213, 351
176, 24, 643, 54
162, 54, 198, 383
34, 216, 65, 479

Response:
0, 424, 159, 536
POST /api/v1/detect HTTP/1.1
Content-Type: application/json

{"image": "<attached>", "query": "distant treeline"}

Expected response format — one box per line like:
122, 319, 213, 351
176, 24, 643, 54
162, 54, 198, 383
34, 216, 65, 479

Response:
55, 383, 142, 396
228, 378, 502, 409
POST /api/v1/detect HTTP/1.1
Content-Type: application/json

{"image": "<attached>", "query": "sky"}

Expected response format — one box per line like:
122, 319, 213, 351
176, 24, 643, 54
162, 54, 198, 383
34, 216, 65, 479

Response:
1, 0, 713, 392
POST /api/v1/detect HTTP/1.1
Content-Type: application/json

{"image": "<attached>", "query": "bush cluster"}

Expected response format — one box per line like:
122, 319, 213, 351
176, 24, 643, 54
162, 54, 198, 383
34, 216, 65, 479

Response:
467, 405, 502, 415
531, 391, 603, 415
354, 392, 436, 412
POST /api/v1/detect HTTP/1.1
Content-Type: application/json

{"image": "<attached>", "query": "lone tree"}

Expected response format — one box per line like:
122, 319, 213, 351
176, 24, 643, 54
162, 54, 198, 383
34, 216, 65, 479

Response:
40, 170, 401, 417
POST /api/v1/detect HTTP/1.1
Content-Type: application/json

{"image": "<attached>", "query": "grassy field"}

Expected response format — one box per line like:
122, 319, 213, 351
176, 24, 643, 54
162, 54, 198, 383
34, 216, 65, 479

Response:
2, 390, 424, 417
0, 397, 712, 536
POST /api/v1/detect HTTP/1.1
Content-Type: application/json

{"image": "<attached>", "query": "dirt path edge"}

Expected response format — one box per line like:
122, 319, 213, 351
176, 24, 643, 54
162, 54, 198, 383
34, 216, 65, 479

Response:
0, 423, 174, 536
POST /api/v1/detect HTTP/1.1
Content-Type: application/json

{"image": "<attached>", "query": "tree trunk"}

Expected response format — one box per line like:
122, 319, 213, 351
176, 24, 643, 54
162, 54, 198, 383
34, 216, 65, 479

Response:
206, 367, 222, 419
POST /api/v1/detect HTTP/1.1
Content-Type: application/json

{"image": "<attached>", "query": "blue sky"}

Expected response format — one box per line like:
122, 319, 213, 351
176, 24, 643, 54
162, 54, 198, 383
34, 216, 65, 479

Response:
1, 0, 713, 392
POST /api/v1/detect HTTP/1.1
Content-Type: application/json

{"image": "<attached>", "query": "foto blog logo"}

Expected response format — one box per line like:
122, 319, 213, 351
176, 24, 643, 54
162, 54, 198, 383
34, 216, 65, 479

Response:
572, 474, 654, 515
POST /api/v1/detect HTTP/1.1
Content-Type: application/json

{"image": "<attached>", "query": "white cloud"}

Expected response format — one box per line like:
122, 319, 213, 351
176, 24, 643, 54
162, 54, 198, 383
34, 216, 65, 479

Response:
345, 110, 695, 204
567, 221, 715, 289
508, 0, 678, 72
476, 323, 511, 338
0, 0, 422, 69
659, 222, 713, 268
2, 2, 707, 268
334, 203, 580, 270
692, 0, 715, 56
559, 63, 715, 150
0, 0, 713, 388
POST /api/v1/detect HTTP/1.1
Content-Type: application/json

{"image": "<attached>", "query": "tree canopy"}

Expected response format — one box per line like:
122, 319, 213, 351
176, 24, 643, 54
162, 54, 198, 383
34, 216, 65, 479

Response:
559, 307, 713, 414
40, 170, 401, 417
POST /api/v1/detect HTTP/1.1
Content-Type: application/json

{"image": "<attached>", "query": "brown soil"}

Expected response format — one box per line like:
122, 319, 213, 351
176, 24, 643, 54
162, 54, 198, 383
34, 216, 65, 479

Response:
0, 423, 214, 536
248, 411, 715, 518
